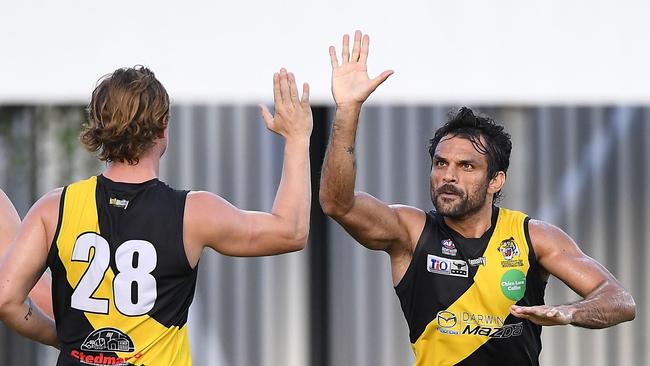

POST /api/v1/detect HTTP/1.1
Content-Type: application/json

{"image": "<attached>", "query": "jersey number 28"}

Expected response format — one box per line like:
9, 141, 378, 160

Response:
70, 232, 157, 316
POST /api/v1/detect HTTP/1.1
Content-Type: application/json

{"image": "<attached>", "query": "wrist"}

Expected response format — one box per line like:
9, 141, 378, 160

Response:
334, 105, 362, 124
335, 102, 362, 114
284, 135, 311, 146
559, 304, 576, 325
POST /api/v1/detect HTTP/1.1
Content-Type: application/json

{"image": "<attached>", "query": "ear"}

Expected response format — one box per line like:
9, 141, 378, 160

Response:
157, 115, 169, 139
487, 171, 506, 195
157, 126, 167, 139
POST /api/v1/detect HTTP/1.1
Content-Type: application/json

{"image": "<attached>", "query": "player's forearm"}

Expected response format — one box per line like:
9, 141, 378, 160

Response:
0, 297, 59, 347
319, 106, 362, 216
271, 137, 311, 247
30, 274, 53, 318
565, 281, 636, 329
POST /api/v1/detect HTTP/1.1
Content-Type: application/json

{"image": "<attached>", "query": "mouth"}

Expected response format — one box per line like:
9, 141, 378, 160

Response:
437, 192, 460, 201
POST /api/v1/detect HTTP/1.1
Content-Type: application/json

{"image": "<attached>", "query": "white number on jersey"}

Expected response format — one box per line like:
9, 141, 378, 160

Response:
70, 233, 158, 316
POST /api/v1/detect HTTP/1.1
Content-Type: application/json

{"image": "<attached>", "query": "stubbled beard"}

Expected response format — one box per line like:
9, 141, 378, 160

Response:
431, 182, 489, 220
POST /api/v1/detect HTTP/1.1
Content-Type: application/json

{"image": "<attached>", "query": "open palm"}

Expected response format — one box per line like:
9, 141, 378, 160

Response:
330, 31, 393, 108
510, 304, 573, 326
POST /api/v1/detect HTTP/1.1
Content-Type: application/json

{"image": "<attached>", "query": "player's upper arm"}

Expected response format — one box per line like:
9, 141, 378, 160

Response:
0, 190, 59, 310
530, 219, 620, 298
183, 191, 307, 259
324, 191, 425, 255
0, 190, 21, 259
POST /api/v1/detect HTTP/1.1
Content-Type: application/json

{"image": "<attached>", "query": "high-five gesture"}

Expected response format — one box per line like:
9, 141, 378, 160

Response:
329, 31, 393, 108
260, 68, 312, 141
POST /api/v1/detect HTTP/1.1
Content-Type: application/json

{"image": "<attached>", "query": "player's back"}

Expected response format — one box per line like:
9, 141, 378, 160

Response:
47, 175, 196, 366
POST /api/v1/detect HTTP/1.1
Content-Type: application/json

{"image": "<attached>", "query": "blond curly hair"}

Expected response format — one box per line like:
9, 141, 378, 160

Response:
80, 65, 169, 164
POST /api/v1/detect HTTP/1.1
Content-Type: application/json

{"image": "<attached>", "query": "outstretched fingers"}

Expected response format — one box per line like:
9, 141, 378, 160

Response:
279, 68, 290, 104
288, 72, 300, 104
272, 72, 281, 105
300, 82, 310, 107
511, 304, 561, 322
359, 34, 370, 64
341, 34, 350, 64
351, 30, 362, 62
329, 46, 339, 69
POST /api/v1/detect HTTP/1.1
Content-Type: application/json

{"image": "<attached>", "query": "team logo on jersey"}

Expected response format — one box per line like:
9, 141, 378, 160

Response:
427, 254, 468, 277
440, 239, 457, 256
81, 328, 135, 352
69, 327, 140, 366
498, 237, 523, 267
436, 310, 458, 334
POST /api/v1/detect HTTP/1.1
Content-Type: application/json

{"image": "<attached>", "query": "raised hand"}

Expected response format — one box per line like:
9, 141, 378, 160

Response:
260, 68, 312, 141
510, 304, 573, 326
329, 30, 393, 109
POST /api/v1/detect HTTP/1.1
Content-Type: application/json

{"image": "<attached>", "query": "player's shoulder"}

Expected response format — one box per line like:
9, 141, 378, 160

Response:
527, 219, 567, 241
35, 188, 64, 210
186, 190, 227, 208
0, 189, 20, 238
526, 218, 580, 258
17, 188, 65, 234
389, 204, 426, 222
184, 191, 235, 222
29, 188, 64, 217
389, 204, 427, 246
0, 189, 18, 218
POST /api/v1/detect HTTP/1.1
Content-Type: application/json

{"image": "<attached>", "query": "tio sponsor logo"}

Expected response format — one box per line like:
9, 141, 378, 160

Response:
427, 255, 468, 278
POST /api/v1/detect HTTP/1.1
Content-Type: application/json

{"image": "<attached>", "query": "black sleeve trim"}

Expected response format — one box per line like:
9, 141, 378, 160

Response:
394, 210, 431, 292
47, 186, 67, 269
524, 216, 547, 285
523, 216, 535, 260
177, 190, 195, 272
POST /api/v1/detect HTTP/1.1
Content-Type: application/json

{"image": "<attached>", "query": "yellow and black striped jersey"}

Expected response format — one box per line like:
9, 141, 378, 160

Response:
47, 175, 197, 366
395, 206, 546, 366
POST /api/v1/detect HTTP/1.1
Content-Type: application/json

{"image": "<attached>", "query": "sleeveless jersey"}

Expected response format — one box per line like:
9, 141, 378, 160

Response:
395, 206, 546, 366
47, 175, 197, 366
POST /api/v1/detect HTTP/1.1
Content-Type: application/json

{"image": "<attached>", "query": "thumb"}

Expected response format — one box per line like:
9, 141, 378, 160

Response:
259, 104, 274, 130
369, 69, 394, 93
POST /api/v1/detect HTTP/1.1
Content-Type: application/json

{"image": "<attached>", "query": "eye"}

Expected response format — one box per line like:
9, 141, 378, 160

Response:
435, 160, 446, 167
462, 163, 473, 170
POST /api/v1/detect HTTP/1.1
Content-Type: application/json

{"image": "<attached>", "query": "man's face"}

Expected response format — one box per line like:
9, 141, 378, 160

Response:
430, 135, 491, 219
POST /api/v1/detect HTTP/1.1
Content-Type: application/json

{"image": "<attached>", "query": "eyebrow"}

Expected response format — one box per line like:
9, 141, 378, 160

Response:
434, 155, 478, 165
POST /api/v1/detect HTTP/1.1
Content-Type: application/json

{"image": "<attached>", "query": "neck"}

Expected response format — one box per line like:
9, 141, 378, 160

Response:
103, 154, 160, 183
443, 203, 494, 238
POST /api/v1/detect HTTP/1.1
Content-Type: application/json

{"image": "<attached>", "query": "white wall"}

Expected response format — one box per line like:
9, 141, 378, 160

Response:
1, 0, 649, 104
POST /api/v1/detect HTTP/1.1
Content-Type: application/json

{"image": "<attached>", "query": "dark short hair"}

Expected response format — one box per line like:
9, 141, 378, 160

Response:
80, 65, 170, 164
428, 107, 512, 202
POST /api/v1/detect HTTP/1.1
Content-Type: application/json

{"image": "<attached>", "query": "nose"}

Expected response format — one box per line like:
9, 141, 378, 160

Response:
441, 165, 458, 183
